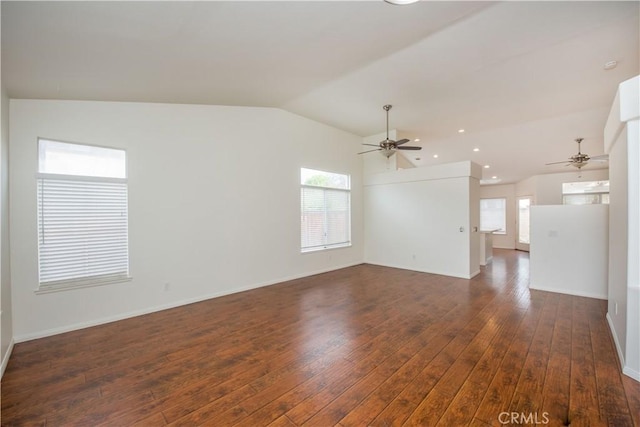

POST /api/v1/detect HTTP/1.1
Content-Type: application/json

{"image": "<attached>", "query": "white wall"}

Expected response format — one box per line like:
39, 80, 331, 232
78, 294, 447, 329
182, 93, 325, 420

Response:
626, 118, 639, 380
1, 83, 14, 375
364, 161, 481, 279
530, 204, 608, 299
515, 175, 536, 199
9, 100, 364, 341
479, 184, 516, 249
604, 75, 639, 381
396, 152, 415, 170
468, 176, 480, 275
607, 124, 629, 371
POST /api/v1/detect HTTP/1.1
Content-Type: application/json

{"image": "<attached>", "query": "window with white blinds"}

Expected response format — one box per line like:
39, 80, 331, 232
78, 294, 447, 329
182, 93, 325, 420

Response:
479, 198, 507, 234
37, 139, 130, 292
301, 168, 351, 252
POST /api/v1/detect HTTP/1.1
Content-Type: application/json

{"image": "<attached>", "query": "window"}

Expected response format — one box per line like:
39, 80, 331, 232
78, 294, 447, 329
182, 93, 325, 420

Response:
480, 198, 506, 234
301, 168, 351, 252
562, 181, 610, 205
37, 138, 130, 292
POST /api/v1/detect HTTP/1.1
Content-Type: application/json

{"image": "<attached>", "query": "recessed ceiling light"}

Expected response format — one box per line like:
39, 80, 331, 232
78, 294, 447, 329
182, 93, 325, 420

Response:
473, 148, 480, 152
384, 0, 420, 4
604, 60, 618, 70
484, 165, 490, 169
433, 154, 439, 158
458, 129, 465, 133
492, 176, 497, 179
414, 138, 420, 142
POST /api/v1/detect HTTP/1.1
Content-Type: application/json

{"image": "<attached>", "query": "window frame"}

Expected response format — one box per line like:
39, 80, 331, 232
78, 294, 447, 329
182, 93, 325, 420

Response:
300, 168, 352, 253
35, 138, 131, 293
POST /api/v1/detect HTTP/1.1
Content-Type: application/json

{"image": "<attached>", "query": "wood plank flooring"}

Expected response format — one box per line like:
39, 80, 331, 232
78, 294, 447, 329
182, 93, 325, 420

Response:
2, 249, 638, 426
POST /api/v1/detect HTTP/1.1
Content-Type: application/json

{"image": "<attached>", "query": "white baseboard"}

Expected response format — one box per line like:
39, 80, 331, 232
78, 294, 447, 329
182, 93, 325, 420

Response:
363, 260, 476, 280
606, 313, 640, 382
607, 312, 626, 372
14, 262, 364, 343
623, 366, 640, 382
529, 284, 607, 300
1, 337, 15, 379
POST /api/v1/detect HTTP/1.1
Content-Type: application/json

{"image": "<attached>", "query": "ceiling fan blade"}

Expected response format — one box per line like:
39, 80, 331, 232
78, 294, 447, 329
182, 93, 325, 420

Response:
590, 154, 609, 161
357, 148, 382, 155
545, 160, 571, 165
397, 146, 422, 150
395, 139, 410, 146
362, 143, 381, 147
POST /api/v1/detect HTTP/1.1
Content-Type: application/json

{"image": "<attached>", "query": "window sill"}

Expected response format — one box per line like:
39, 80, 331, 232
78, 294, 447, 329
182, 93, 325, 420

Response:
35, 276, 132, 294
301, 243, 352, 254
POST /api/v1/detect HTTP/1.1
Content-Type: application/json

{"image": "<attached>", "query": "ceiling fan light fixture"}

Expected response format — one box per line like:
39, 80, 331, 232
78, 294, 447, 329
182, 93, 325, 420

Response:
384, 0, 420, 5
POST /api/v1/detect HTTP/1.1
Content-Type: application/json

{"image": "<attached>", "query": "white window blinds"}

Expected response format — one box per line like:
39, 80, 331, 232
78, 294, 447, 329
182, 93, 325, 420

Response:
479, 198, 506, 234
37, 139, 129, 291
301, 168, 351, 252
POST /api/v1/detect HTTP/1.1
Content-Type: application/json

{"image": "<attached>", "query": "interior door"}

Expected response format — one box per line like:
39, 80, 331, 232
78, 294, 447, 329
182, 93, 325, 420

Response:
516, 196, 531, 252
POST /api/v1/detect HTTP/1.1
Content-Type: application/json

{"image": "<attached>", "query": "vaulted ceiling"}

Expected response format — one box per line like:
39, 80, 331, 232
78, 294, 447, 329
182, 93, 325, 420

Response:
2, 1, 638, 183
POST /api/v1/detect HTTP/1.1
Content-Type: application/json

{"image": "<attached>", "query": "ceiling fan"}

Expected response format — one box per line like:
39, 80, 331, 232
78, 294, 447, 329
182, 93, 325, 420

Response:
545, 138, 609, 169
358, 105, 422, 158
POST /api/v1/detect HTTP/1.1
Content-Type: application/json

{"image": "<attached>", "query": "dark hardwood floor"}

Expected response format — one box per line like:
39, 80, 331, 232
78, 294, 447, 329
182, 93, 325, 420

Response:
2, 250, 638, 426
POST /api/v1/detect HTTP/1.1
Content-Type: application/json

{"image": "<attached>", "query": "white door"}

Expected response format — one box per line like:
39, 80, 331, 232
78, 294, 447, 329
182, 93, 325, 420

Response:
516, 196, 531, 252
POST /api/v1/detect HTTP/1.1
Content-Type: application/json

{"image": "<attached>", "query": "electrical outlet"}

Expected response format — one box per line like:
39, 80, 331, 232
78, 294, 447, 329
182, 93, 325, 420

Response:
164, 282, 170, 292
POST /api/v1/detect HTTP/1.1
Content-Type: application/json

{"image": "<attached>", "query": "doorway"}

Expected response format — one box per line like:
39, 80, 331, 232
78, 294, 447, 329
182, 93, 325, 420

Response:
516, 196, 531, 252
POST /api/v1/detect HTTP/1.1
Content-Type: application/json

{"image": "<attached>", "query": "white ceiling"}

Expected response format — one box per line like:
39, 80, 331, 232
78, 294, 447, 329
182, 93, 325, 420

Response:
2, 1, 638, 184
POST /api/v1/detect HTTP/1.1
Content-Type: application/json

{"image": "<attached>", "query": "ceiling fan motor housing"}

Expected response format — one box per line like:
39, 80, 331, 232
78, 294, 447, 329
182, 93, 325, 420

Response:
571, 152, 590, 167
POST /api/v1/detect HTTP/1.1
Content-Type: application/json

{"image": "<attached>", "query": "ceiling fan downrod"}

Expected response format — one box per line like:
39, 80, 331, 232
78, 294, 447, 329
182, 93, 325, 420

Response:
383, 104, 392, 141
